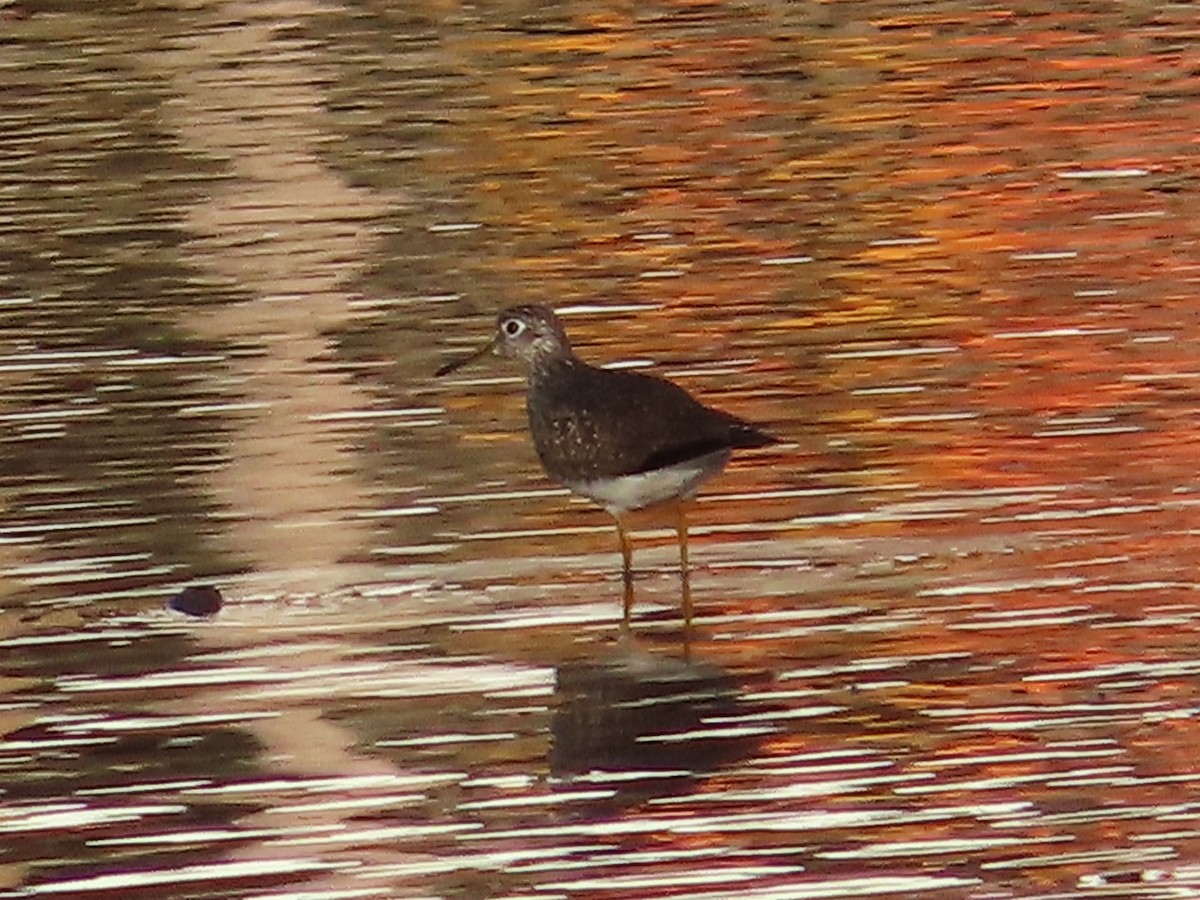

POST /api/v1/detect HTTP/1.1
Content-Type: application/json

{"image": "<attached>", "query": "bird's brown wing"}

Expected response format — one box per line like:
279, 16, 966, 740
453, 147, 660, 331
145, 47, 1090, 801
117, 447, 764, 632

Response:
528, 362, 772, 482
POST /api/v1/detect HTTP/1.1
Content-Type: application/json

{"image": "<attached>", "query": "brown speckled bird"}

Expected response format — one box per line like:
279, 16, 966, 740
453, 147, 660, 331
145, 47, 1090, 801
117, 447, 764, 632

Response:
437, 305, 775, 630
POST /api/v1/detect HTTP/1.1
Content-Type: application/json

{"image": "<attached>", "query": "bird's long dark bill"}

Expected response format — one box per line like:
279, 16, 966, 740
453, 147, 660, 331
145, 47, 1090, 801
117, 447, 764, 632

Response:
435, 339, 496, 377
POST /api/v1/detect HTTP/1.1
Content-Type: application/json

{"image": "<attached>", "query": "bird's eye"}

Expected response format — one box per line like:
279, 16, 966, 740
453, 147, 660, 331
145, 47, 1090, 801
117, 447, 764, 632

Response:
503, 319, 524, 337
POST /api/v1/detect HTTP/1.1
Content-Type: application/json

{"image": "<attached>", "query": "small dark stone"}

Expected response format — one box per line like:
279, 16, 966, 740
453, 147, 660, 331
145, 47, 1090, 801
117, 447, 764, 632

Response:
168, 585, 223, 618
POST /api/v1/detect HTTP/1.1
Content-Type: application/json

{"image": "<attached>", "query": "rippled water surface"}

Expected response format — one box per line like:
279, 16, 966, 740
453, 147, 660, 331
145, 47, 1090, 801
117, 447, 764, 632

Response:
3, 2, 1200, 898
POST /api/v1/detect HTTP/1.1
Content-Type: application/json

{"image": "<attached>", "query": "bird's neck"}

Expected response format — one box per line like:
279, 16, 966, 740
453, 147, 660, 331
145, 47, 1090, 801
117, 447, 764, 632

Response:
528, 351, 581, 385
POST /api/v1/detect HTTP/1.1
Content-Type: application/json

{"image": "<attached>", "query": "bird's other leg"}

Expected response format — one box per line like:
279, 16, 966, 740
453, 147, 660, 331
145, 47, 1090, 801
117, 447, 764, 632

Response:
615, 513, 634, 630
675, 499, 693, 636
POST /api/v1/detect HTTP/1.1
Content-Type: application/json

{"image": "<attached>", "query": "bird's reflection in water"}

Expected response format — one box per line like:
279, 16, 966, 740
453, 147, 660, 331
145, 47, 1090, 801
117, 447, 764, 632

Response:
550, 644, 767, 796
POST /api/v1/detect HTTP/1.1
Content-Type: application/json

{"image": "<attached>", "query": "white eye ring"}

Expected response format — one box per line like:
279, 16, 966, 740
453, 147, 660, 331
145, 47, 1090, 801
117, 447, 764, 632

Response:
502, 319, 525, 337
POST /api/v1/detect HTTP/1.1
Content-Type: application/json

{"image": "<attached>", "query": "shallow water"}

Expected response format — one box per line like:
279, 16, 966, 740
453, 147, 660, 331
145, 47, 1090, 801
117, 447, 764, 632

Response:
3, 2, 1200, 898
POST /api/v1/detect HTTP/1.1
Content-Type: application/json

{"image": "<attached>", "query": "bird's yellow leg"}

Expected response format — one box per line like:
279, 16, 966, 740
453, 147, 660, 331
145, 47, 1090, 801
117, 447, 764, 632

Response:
676, 500, 693, 635
616, 514, 634, 630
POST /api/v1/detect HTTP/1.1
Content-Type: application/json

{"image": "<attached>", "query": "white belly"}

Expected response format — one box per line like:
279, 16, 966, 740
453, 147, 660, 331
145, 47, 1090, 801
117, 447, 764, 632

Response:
567, 449, 732, 514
